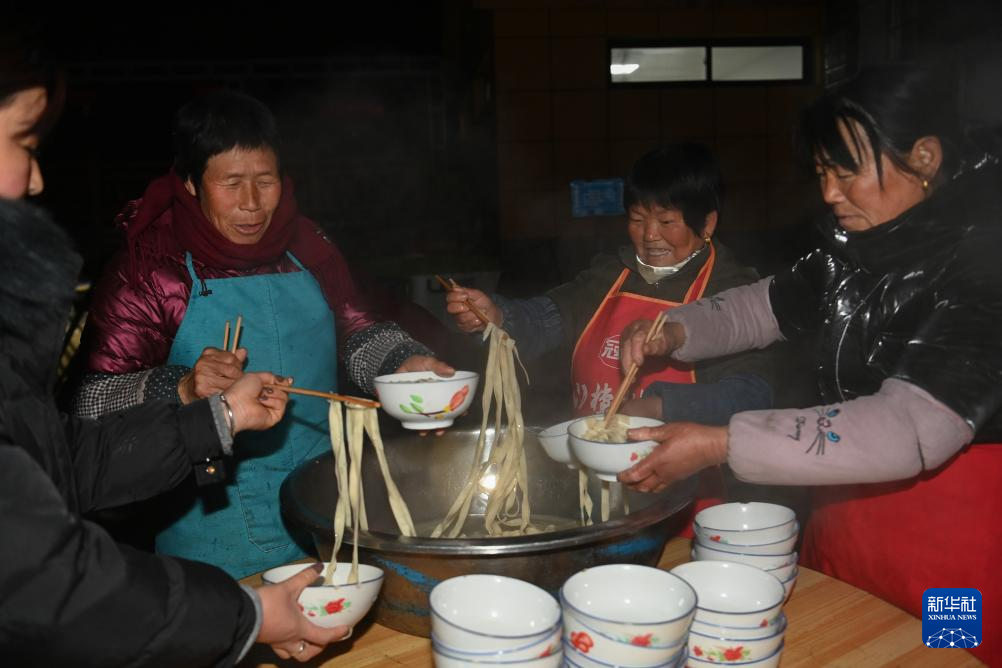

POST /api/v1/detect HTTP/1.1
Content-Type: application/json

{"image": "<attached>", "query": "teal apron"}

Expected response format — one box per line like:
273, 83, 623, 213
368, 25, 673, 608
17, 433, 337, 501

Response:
159, 251, 336, 578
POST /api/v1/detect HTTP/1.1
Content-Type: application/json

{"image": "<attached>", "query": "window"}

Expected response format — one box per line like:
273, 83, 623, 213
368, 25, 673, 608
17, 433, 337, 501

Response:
609, 39, 811, 86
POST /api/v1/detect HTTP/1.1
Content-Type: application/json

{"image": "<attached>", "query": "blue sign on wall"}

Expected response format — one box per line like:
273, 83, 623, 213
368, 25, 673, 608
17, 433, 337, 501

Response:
570, 178, 625, 218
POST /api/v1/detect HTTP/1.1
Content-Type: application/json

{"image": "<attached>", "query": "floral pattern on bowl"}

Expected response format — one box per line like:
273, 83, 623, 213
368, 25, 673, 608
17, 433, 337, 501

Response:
298, 597, 351, 618
629, 449, 652, 463
569, 631, 594, 654
398, 385, 470, 419
691, 644, 751, 662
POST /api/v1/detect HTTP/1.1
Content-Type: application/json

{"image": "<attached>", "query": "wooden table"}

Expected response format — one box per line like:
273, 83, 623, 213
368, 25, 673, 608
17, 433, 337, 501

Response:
238, 537, 983, 667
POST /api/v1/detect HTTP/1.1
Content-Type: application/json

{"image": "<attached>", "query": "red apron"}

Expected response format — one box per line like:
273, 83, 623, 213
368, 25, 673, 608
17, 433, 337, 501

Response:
570, 243, 715, 417
570, 245, 722, 535
802, 444, 1002, 665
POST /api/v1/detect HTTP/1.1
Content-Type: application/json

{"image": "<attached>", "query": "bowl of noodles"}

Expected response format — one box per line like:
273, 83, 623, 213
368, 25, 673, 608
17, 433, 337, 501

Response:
568, 415, 664, 482
374, 370, 479, 430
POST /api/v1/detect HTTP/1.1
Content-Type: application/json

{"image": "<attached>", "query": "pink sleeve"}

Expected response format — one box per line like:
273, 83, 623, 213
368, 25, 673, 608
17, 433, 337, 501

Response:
668, 277, 784, 362
727, 378, 973, 485
82, 250, 179, 373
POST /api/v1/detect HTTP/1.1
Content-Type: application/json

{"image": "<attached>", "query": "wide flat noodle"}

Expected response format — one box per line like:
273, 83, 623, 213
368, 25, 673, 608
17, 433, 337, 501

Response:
578, 469, 593, 526
432, 323, 531, 538
600, 481, 611, 523
324, 401, 349, 585
362, 407, 416, 537
325, 402, 416, 585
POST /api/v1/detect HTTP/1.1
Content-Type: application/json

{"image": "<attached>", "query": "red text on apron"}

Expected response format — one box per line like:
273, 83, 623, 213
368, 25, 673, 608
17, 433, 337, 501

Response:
802, 443, 1002, 666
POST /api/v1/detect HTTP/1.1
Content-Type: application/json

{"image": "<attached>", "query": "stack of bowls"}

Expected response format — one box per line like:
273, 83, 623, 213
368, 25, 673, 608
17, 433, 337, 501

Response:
691, 502, 799, 602
560, 564, 695, 668
430, 574, 563, 667
670, 561, 787, 668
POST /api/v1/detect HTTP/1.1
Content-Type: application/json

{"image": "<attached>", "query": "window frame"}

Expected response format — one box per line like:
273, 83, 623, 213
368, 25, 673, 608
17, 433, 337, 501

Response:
607, 37, 814, 88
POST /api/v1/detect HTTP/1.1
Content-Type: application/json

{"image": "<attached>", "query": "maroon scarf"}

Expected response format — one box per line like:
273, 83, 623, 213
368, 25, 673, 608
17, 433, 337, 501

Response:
121, 170, 338, 281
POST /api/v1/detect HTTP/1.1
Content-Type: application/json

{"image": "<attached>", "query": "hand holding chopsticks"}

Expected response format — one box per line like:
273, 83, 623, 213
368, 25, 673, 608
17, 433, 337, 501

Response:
219, 319, 381, 409
437, 275, 501, 332
604, 312, 668, 427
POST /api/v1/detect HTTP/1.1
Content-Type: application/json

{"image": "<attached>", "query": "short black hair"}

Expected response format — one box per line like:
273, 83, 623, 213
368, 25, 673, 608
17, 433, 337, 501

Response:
172, 90, 279, 186
0, 24, 64, 138
623, 142, 724, 235
795, 64, 964, 185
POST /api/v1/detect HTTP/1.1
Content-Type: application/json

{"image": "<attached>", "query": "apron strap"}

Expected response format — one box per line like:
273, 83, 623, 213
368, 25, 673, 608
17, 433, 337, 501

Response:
682, 241, 715, 304
183, 252, 213, 298
285, 251, 308, 271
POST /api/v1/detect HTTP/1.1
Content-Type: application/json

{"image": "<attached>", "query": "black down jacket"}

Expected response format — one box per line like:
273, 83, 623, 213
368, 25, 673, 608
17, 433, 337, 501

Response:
770, 156, 1002, 442
0, 200, 256, 667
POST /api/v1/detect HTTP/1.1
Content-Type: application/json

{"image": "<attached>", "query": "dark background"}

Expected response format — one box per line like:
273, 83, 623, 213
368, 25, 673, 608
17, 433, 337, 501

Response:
19, 1, 1002, 330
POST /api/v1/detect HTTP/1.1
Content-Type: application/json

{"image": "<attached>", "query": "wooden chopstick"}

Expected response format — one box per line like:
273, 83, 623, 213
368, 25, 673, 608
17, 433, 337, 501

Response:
265, 384, 381, 408
604, 312, 668, 426
434, 274, 494, 326
223, 320, 231, 350
230, 315, 243, 353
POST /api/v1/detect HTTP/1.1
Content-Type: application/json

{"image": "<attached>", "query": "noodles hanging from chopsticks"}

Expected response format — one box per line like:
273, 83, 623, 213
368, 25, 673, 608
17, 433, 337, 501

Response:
432, 322, 531, 538
324, 401, 415, 585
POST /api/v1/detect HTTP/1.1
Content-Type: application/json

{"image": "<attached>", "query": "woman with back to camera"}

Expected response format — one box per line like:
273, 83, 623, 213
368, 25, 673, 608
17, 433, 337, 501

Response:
0, 30, 348, 664
619, 64, 1001, 664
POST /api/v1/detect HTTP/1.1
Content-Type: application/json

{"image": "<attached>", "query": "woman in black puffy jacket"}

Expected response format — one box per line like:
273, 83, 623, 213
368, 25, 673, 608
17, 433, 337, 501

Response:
0, 30, 347, 666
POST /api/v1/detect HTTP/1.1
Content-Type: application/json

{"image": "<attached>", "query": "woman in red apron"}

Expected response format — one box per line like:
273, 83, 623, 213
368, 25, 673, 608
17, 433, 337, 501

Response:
447, 144, 790, 525
619, 65, 1001, 665
447, 143, 778, 423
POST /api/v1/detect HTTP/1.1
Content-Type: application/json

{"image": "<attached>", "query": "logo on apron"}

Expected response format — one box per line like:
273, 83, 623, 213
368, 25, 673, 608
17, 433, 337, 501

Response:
923, 588, 982, 650
598, 335, 620, 369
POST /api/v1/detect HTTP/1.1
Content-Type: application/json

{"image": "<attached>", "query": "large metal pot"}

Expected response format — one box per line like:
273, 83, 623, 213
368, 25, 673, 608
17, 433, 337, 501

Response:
280, 415, 694, 637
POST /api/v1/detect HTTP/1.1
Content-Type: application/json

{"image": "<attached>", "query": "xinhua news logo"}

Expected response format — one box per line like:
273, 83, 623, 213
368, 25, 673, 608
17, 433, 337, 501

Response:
922, 588, 981, 650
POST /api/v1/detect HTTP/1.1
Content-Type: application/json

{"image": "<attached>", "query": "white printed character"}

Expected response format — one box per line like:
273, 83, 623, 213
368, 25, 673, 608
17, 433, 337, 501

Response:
589, 382, 613, 414
573, 383, 589, 411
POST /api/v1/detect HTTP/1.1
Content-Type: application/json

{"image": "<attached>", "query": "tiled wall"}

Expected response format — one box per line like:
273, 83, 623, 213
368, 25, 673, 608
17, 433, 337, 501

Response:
482, 1, 826, 244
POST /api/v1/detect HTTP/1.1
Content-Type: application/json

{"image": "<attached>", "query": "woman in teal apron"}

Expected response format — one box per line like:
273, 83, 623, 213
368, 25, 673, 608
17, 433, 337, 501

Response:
74, 90, 453, 578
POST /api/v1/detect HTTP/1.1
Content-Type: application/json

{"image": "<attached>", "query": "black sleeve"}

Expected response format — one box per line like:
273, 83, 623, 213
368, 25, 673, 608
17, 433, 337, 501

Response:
768, 250, 841, 340
62, 398, 225, 514
894, 240, 1002, 431
0, 446, 255, 668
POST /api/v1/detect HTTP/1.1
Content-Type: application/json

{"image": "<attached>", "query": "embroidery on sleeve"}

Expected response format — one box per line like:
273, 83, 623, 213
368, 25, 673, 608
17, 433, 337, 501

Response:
707, 295, 724, 311
787, 416, 805, 441
806, 407, 841, 455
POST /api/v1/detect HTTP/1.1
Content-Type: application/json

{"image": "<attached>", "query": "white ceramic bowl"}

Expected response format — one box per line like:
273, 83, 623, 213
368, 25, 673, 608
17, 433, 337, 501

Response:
690, 543, 797, 571
688, 612, 787, 662
374, 370, 479, 430
688, 641, 784, 667
261, 562, 383, 629
780, 567, 799, 603
562, 606, 685, 666
562, 638, 683, 668
432, 624, 562, 662
433, 645, 563, 668
560, 564, 696, 650
568, 415, 663, 482
691, 611, 787, 641
693, 503, 797, 546
430, 575, 561, 652
693, 527, 798, 555
537, 418, 580, 468
670, 561, 784, 629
